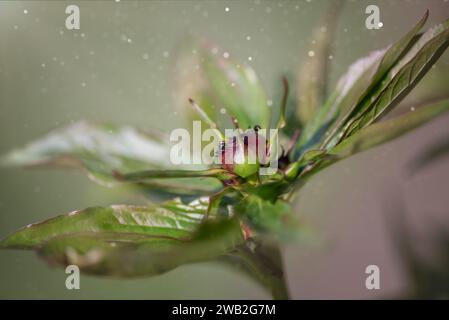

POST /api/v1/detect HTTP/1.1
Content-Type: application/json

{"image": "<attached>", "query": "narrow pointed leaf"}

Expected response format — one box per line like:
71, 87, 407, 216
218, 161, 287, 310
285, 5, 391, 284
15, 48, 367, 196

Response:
341, 17, 449, 139
330, 98, 449, 158
292, 48, 387, 159
291, 99, 449, 195
372, 10, 429, 86
320, 11, 429, 150
292, 9, 428, 158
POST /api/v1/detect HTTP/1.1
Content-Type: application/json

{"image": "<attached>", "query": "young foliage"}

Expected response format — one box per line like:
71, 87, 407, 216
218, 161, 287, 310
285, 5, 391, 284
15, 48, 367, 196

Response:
2, 9, 449, 299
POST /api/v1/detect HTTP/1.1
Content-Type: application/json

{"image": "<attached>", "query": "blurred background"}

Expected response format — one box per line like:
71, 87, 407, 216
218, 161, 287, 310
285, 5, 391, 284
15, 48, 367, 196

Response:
1, 0, 449, 299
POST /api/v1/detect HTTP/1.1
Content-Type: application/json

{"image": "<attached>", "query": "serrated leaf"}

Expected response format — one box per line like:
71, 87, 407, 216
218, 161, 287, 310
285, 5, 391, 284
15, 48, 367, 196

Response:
1, 121, 221, 195
296, 0, 343, 124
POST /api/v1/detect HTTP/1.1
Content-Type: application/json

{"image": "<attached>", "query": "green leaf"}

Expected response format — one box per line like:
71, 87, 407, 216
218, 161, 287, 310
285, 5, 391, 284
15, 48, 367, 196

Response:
1, 121, 221, 195
292, 9, 428, 159
371, 11, 429, 87
40, 218, 243, 278
292, 46, 387, 160
285, 149, 328, 180
0, 198, 246, 277
329, 98, 449, 159
0, 197, 208, 249
200, 44, 270, 129
174, 40, 270, 129
291, 98, 449, 195
235, 195, 299, 239
246, 181, 290, 202
296, 0, 344, 124
1, 121, 168, 172
319, 11, 429, 151
0, 195, 292, 299
340, 16, 449, 140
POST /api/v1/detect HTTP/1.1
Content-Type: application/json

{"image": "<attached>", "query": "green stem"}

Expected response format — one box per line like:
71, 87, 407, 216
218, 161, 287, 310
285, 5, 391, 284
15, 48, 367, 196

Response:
225, 239, 290, 300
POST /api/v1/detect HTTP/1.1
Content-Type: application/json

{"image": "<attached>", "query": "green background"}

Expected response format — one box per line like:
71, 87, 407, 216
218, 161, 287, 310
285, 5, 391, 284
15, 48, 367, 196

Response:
1, 0, 449, 299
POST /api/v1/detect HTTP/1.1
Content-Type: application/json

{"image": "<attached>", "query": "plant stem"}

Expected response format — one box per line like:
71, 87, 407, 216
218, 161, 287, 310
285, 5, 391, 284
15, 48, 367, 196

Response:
225, 238, 290, 300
